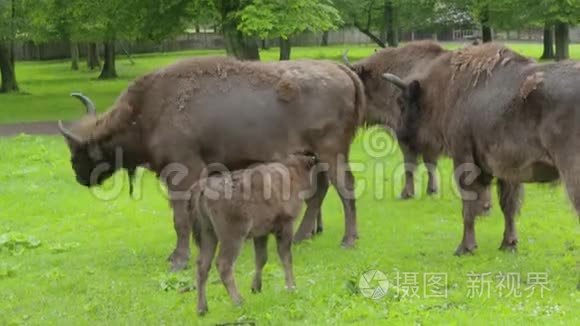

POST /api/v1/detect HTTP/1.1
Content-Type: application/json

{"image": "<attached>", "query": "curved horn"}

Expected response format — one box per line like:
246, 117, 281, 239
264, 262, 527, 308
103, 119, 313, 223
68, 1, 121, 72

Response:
342, 49, 355, 70
382, 73, 408, 90
58, 120, 83, 143
71, 92, 96, 115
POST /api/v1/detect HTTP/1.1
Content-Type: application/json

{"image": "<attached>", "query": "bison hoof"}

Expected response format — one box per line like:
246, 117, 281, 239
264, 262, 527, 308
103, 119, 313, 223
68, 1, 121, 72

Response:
197, 306, 208, 316
168, 252, 189, 272
400, 190, 414, 200
341, 236, 357, 248
293, 232, 313, 244
251, 284, 262, 294
499, 240, 518, 252
315, 225, 324, 234
232, 298, 244, 307
454, 244, 477, 256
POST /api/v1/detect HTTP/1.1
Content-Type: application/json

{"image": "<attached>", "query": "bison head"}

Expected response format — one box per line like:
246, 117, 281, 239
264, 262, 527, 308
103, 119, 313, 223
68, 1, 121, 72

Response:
382, 73, 423, 150
58, 93, 128, 188
342, 50, 402, 128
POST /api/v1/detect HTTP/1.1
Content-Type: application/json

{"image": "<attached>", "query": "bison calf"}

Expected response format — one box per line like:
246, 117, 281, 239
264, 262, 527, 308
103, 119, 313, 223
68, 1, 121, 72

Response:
190, 151, 318, 315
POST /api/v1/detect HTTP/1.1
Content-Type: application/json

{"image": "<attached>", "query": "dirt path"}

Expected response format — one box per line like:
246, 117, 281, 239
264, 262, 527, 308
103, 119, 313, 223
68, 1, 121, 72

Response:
0, 121, 60, 137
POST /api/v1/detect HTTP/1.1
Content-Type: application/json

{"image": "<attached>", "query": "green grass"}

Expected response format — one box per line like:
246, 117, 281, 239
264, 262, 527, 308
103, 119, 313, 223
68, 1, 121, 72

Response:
0, 43, 579, 325
0, 132, 578, 325
2, 42, 580, 124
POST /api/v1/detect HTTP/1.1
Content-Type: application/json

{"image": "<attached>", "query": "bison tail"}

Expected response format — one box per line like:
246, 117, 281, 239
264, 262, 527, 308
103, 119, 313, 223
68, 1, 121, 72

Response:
337, 63, 368, 127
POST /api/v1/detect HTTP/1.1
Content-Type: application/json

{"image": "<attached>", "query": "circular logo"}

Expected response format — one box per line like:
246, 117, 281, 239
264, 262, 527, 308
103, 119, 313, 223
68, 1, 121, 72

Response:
359, 270, 389, 300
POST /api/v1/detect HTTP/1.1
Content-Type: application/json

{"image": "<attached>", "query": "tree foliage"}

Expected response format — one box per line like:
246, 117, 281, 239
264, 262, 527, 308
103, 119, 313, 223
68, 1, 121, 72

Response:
237, 0, 342, 40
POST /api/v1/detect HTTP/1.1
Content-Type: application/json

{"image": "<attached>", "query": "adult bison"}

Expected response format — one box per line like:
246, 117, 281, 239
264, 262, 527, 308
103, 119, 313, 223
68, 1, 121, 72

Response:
383, 43, 580, 255
344, 41, 450, 199
58, 57, 367, 271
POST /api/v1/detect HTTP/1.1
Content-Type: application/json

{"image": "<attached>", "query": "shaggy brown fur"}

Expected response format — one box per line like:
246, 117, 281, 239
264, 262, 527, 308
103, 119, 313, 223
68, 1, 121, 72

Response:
386, 43, 580, 256
59, 56, 368, 271
190, 152, 317, 315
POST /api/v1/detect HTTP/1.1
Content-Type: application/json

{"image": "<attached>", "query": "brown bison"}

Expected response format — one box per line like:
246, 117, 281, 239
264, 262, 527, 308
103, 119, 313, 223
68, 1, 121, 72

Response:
383, 43, 580, 255
344, 41, 448, 199
191, 151, 317, 315
58, 57, 368, 271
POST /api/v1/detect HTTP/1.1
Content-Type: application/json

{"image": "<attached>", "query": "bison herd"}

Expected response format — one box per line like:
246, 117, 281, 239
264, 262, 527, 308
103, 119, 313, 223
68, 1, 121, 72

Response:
57, 41, 579, 314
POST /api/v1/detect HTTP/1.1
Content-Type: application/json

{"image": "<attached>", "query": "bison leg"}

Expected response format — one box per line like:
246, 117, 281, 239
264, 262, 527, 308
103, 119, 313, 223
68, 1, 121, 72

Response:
276, 222, 296, 290
251, 236, 269, 293
216, 237, 244, 306
168, 200, 191, 271
327, 155, 358, 247
315, 212, 323, 234
166, 161, 206, 271
497, 179, 522, 252
454, 160, 493, 256
423, 151, 439, 195
294, 171, 329, 242
555, 156, 580, 220
196, 230, 218, 316
400, 143, 417, 199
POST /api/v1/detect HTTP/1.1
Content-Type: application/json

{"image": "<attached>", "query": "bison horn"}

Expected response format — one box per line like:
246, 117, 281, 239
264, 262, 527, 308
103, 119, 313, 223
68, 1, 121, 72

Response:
71, 92, 96, 115
58, 120, 83, 144
382, 73, 408, 90
342, 49, 355, 70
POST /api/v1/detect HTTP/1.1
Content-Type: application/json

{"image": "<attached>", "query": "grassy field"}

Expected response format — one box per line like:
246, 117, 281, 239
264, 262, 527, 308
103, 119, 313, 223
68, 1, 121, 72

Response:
0, 43, 579, 325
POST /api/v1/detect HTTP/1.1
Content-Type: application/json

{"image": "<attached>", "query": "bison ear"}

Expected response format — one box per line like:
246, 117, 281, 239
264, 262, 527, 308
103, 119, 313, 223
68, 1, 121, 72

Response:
408, 80, 422, 101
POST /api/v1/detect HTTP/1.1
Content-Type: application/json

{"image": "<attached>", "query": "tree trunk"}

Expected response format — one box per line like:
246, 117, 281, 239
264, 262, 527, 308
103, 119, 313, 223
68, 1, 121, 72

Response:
481, 6, 493, 43
87, 43, 100, 70
540, 23, 554, 60
555, 22, 570, 61
70, 42, 80, 70
279, 37, 291, 61
261, 39, 269, 50
99, 41, 117, 79
385, 0, 398, 47
354, 23, 386, 48
222, 22, 260, 60
219, 0, 260, 61
0, 42, 18, 92
321, 31, 329, 46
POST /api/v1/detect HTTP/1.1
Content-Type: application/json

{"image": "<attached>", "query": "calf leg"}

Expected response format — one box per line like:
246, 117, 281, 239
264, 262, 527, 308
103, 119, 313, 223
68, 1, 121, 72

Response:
196, 230, 218, 316
276, 222, 296, 290
497, 179, 523, 252
251, 236, 269, 293
400, 143, 418, 199
454, 160, 493, 256
423, 151, 439, 195
215, 237, 244, 306
294, 171, 329, 242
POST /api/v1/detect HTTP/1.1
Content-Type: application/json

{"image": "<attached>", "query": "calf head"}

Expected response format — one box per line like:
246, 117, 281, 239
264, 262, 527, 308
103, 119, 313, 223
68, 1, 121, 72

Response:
288, 150, 319, 171
58, 93, 133, 189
